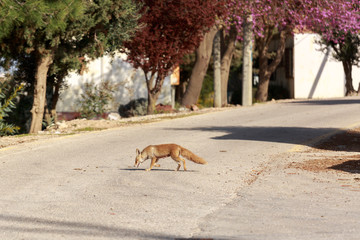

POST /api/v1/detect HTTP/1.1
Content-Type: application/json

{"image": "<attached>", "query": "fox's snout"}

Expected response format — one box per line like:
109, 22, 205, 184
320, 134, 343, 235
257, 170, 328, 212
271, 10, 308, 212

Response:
134, 155, 142, 168
134, 159, 139, 168
134, 160, 140, 168
134, 148, 142, 168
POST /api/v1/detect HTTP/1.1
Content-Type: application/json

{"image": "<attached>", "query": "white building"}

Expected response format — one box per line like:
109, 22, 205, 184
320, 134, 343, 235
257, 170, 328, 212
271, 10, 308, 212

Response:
272, 33, 360, 98
56, 53, 171, 114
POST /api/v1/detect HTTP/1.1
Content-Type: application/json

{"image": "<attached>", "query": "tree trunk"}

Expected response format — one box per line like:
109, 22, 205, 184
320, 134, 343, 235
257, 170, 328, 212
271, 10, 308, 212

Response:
147, 91, 161, 115
255, 28, 288, 102
342, 61, 356, 95
144, 72, 164, 115
181, 25, 218, 106
220, 26, 238, 106
256, 50, 271, 102
29, 51, 53, 133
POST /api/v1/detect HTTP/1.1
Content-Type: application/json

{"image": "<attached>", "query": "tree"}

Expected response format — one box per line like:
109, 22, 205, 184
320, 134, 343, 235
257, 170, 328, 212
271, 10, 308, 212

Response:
123, 0, 228, 113
0, 0, 140, 133
300, 1, 360, 97
318, 32, 360, 96
44, 0, 140, 123
2, 0, 84, 133
0, 0, 24, 40
0, 1, 83, 133
181, 24, 238, 107
181, 26, 219, 107
228, 0, 360, 102
0, 81, 23, 136
313, 2, 360, 96
220, 25, 238, 105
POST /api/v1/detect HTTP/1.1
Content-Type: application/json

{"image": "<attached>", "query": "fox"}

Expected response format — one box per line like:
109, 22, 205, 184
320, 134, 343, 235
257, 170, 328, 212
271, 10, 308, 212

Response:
134, 144, 207, 171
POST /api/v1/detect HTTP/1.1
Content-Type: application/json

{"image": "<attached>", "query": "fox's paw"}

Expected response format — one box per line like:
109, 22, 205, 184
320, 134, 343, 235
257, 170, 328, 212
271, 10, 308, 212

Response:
145, 168, 151, 171
155, 164, 160, 167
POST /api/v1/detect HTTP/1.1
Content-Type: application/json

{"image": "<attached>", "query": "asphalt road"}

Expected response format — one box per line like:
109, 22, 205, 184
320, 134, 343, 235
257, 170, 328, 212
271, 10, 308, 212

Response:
1, 97, 360, 239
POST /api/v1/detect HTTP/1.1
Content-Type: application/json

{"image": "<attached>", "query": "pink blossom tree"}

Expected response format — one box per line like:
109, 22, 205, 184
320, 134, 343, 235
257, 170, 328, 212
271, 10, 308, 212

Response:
227, 0, 360, 102
311, 2, 360, 95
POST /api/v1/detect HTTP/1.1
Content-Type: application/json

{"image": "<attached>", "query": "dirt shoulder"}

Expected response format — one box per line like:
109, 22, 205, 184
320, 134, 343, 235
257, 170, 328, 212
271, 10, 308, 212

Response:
289, 127, 360, 173
283, 127, 360, 194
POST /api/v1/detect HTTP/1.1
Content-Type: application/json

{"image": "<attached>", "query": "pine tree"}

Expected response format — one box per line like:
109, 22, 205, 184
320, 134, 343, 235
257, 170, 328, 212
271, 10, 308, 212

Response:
0, 82, 23, 136
0, 0, 140, 133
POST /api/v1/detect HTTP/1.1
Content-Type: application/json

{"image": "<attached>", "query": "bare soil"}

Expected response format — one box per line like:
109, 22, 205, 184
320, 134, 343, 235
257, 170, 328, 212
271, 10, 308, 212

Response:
288, 127, 360, 174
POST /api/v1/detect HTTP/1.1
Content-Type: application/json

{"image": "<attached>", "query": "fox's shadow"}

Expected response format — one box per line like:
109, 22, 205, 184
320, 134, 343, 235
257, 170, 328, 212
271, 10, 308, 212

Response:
119, 168, 197, 172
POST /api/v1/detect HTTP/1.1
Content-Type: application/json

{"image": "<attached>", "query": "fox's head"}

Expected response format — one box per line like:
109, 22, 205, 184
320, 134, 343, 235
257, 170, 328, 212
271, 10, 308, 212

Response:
134, 148, 144, 168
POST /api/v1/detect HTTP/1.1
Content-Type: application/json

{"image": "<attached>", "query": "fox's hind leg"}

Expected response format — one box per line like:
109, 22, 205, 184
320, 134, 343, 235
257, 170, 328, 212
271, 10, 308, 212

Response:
176, 162, 181, 171
171, 154, 187, 171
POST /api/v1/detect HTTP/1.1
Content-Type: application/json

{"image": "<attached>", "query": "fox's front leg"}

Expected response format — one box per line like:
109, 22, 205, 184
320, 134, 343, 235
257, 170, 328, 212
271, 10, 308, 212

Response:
146, 157, 157, 171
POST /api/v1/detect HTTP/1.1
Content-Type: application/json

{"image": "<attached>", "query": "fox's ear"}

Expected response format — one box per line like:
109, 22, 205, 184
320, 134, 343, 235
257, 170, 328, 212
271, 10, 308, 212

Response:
136, 148, 140, 155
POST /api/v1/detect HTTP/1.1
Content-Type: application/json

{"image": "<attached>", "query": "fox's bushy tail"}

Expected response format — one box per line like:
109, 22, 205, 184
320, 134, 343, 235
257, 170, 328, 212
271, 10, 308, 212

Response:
180, 147, 207, 165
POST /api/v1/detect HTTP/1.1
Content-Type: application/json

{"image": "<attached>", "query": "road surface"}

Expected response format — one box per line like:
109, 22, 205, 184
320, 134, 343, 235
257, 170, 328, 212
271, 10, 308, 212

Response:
1, 97, 360, 239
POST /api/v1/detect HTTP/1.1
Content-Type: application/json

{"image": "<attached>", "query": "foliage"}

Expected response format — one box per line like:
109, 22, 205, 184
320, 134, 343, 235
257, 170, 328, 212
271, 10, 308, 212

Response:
0, 0, 141, 133
43, 0, 141, 123
4, 0, 140, 79
0, 0, 22, 40
198, 69, 215, 108
0, 0, 84, 58
75, 127, 103, 132
317, 31, 360, 95
118, 98, 147, 118
267, 84, 290, 100
122, 0, 228, 114
320, 33, 360, 67
0, 82, 23, 136
0, 0, 85, 133
77, 80, 118, 119
227, 0, 360, 41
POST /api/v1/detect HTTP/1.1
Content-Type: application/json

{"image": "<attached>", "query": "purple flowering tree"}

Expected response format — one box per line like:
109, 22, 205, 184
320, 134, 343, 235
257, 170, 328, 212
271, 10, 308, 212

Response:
228, 0, 360, 102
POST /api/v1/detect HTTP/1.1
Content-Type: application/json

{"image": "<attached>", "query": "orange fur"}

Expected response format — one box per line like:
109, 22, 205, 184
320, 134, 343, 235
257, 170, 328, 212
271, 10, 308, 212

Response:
134, 144, 207, 171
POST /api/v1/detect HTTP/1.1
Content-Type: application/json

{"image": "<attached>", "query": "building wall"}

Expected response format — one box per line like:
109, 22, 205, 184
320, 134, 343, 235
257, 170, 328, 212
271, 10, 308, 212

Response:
56, 53, 171, 112
293, 34, 360, 99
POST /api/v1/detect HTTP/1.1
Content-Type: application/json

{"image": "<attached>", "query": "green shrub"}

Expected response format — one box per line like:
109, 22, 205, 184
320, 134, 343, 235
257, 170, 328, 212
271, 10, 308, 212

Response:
77, 80, 117, 119
198, 74, 214, 107
118, 98, 147, 117
0, 82, 23, 136
267, 84, 290, 100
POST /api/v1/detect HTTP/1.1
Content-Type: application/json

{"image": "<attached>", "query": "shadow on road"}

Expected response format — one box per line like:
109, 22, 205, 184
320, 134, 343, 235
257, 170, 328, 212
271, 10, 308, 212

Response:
0, 213, 174, 239
119, 168, 197, 172
330, 160, 360, 174
289, 98, 360, 106
168, 126, 360, 152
